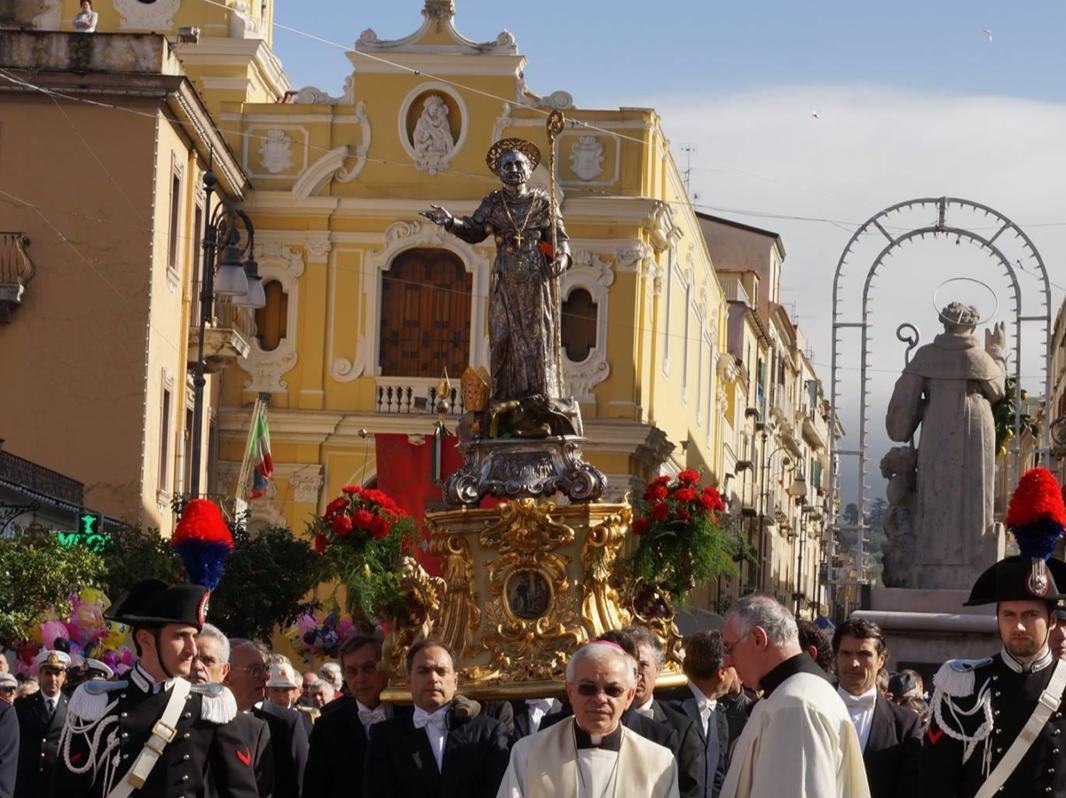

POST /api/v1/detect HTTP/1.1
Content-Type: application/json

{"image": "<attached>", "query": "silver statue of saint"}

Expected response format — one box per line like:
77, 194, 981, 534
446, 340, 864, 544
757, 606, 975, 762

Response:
422, 138, 571, 405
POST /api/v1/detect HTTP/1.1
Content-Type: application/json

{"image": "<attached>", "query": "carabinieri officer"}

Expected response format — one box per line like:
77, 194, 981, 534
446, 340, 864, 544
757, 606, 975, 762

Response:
51, 578, 259, 798
920, 468, 1066, 798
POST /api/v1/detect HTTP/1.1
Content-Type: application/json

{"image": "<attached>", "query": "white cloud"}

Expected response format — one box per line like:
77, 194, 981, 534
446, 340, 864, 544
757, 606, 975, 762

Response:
647, 85, 1066, 503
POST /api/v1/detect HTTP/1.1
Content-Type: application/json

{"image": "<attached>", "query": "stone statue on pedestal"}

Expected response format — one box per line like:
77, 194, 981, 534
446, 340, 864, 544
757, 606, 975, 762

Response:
884, 302, 1007, 589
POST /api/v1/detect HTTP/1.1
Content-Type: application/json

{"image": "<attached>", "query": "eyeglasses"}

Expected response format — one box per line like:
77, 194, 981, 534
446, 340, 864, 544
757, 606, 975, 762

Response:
722, 631, 751, 656
576, 682, 627, 698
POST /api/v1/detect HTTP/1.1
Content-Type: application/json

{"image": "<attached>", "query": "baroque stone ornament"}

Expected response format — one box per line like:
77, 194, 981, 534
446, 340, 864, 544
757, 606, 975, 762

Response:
412, 93, 455, 175
113, 0, 181, 29
259, 129, 294, 174
569, 136, 604, 181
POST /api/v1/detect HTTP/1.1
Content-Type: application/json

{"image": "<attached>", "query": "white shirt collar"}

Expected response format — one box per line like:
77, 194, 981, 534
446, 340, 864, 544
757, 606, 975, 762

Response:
636, 696, 654, 712
687, 682, 716, 710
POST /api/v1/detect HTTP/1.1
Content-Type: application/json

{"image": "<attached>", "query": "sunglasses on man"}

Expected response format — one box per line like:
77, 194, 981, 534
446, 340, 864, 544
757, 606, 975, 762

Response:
575, 682, 627, 698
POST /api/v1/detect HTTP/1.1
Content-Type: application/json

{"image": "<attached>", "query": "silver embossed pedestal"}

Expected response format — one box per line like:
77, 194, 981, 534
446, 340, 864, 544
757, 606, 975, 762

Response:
444, 436, 606, 505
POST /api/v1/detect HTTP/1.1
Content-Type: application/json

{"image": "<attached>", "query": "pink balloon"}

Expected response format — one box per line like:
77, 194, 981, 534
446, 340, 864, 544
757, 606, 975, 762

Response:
39, 620, 69, 649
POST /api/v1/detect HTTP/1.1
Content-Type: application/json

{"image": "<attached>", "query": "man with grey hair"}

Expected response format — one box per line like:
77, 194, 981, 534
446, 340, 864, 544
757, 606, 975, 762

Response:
719, 595, 871, 798
498, 640, 679, 797
192, 624, 275, 798
627, 625, 705, 798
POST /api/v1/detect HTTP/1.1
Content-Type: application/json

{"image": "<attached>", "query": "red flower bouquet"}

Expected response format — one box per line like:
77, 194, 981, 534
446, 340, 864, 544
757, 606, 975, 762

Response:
309, 485, 414, 621
626, 470, 736, 601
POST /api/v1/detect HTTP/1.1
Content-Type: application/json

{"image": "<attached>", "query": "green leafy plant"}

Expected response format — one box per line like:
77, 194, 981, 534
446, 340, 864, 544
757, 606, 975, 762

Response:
626, 470, 739, 603
0, 530, 105, 645
100, 526, 183, 599
993, 377, 1040, 456
209, 525, 325, 640
310, 485, 415, 622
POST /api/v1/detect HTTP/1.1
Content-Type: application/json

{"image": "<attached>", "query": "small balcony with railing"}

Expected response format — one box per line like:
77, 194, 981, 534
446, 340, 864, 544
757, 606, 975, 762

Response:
188, 286, 253, 373
0, 232, 35, 323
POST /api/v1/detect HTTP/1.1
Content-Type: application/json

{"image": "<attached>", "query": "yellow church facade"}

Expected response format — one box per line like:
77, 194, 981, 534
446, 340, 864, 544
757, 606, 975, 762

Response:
210, 3, 732, 547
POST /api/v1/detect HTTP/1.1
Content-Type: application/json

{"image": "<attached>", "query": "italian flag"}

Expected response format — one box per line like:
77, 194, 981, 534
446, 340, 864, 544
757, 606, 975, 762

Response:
243, 399, 273, 500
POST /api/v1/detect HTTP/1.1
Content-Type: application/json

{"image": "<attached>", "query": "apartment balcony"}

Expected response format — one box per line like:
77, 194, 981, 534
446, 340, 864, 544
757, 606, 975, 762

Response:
799, 405, 830, 451
0, 232, 35, 323
188, 299, 252, 373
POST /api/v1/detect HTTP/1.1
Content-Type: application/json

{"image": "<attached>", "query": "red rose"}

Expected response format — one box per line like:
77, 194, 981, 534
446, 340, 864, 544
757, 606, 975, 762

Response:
325, 497, 348, 516
331, 515, 354, 537
674, 487, 698, 503
651, 475, 671, 487
644, 484, 669, 502
632, 517, 650, 535
678, 469, 700, 485
652, 502, 670, 521
313, 534, 328, 554
370, 515, 391, 540
677, 509, 691, 522
701, 486, 725, 511
352, 508, 374, 530
341, 485, 361, 495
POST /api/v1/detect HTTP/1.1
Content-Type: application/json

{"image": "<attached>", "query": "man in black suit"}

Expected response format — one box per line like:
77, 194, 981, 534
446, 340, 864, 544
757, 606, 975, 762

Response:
364, 639, 509, 798
227, 640, 308, 798
14, 649, 69, 798
0, 675, 20, 798
625, 626, 705, 798
832, 618, 921, 798
305, 633, 411, 798
192, 624, 275, 798
661, 631, 734, 798
509, 697, 563, 739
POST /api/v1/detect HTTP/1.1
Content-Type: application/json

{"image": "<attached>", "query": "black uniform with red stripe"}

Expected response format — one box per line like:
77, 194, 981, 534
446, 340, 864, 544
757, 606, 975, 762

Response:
50, 664, 259, 798
919, 650, 1066, 798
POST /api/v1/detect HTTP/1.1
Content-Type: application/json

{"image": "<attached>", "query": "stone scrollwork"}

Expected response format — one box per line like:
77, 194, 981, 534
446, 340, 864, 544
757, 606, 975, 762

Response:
491, 103, 512, 145
334, 102, 372, 183
239, 240, 304, 393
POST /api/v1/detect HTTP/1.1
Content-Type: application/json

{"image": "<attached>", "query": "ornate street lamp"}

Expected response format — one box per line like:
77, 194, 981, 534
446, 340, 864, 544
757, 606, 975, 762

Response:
188, 169, 264, 497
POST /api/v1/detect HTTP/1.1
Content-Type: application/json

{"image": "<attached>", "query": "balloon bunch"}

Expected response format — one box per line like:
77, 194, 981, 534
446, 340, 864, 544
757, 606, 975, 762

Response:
284, 611, 355, 663
12, 588, 135, 676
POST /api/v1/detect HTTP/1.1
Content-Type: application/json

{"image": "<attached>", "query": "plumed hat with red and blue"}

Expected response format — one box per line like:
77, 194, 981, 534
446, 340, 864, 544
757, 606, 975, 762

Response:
965, 467, 1066, 605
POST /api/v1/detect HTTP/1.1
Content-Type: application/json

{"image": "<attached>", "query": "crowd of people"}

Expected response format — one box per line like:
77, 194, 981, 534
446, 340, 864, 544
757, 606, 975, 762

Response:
2, 548, 1064, 797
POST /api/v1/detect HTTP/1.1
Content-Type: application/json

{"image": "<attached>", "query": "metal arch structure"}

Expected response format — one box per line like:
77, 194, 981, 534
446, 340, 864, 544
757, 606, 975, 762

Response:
826, 196, 1052, 615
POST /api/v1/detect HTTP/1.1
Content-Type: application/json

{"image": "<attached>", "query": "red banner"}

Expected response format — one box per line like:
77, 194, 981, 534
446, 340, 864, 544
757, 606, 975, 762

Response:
374, 432, 464, 576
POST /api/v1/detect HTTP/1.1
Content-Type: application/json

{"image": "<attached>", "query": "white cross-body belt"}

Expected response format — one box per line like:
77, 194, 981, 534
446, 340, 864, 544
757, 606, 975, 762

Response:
107, 678, 192, 798
974, 658, 1066, 798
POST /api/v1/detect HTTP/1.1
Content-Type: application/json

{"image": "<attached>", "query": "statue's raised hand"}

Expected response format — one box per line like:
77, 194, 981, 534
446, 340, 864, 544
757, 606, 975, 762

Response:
420, 205, 453, 228
984, 321, 1006, 353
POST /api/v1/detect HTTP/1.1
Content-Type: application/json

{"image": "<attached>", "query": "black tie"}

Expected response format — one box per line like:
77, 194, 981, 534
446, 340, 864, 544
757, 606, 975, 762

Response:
46, 697, 54, 716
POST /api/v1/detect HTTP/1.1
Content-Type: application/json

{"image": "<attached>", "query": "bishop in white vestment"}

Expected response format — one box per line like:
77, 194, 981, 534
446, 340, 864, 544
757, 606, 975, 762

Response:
498, 641, 678, 798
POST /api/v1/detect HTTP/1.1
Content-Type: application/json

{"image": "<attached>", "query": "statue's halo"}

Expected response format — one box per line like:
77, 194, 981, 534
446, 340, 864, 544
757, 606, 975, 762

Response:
486, 138, 542, 174
932, 277, 999, 326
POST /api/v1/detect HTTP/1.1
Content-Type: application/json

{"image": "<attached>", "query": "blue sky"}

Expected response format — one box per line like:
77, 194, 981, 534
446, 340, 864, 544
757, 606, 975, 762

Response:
275, 2, 1066, 103
271, 2, 1066, 506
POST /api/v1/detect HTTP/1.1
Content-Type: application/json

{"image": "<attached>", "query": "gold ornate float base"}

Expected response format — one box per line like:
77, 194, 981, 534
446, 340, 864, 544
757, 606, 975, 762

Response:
382, 499, 684, 700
